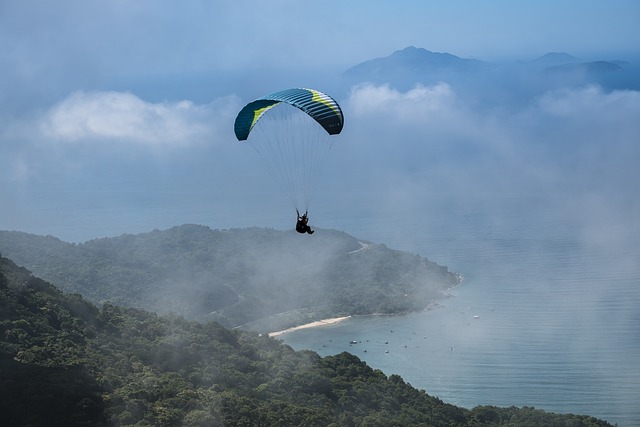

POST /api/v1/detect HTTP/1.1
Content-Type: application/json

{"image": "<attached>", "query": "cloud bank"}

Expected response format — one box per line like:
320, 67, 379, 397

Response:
42, 91, 240, 147
347, 83, 458, 119
325, 82, 640, 254
342, 82, 640, 186
1, 78, 638, 245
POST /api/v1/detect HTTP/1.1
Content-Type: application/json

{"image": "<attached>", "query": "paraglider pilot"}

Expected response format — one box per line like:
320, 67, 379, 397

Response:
296, 209, 314, 234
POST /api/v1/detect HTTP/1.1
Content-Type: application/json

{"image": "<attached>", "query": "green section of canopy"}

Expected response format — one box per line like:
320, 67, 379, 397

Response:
234, 88, 343, 141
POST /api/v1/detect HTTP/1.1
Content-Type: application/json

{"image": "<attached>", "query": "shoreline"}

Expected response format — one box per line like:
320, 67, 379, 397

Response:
266, 302, 448, 338
268, 316, 351, 337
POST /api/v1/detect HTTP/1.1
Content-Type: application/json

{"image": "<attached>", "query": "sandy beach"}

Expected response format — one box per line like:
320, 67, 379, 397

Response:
268, 316, 351, 337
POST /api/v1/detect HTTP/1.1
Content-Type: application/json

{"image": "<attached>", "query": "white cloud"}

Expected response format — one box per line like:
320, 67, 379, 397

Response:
345, 83, 640, 158
537, 85, 640, 117
342, 82, 507, 164
42, 91, 240, 147
530, 86, 640, 146
347, 83, 457, 119
337, 82, 640, 207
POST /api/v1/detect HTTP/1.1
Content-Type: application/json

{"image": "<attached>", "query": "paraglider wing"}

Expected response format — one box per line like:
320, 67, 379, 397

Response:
233, 87, 344, 213
234, 88, 343, 141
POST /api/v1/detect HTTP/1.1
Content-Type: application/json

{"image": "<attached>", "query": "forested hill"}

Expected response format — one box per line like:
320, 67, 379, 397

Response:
0, 255, 614, 426
0, 225, 461, 331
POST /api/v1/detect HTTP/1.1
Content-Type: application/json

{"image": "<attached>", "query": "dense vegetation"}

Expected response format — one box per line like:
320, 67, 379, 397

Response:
0, 255, 613, 426
0, 226, 461, 331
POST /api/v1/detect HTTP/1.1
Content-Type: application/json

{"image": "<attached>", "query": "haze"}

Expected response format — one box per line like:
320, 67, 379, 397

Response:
1, 1, 638, 245
2, 2, 640, 424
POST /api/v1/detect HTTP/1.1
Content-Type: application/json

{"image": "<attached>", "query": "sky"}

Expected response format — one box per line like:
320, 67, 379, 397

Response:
1, 0, 639, 247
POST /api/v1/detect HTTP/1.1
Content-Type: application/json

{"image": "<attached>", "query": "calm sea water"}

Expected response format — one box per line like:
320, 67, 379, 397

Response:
279, 196, 640, 427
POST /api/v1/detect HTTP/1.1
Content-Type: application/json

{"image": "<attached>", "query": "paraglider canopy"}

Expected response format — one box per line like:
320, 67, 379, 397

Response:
234, 88, 344, 213
234, 88, 344, 141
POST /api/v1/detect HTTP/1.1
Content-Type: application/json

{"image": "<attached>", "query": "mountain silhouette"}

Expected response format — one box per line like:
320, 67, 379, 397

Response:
529, 51, 579, 66
340, 46, 636, 103
343, 46, 489, 87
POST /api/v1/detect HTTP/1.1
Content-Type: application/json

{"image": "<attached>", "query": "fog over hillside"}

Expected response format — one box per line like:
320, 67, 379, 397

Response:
0, 226, 461, 332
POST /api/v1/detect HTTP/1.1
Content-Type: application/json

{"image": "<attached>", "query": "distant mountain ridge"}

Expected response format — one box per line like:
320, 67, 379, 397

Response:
529, 51, 579, 65
346, 46, 623, 77
345, 46, 489, 76
0, 225, 461, 332
342, 46, 632, 95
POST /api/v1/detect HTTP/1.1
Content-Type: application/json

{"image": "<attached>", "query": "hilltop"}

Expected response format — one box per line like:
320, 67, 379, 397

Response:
343, 46, 489, 80
344, 46, 626, 80
0, 225, 461, 332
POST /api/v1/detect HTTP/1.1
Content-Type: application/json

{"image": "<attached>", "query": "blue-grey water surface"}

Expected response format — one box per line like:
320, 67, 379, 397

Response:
279, 196, 640, 426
